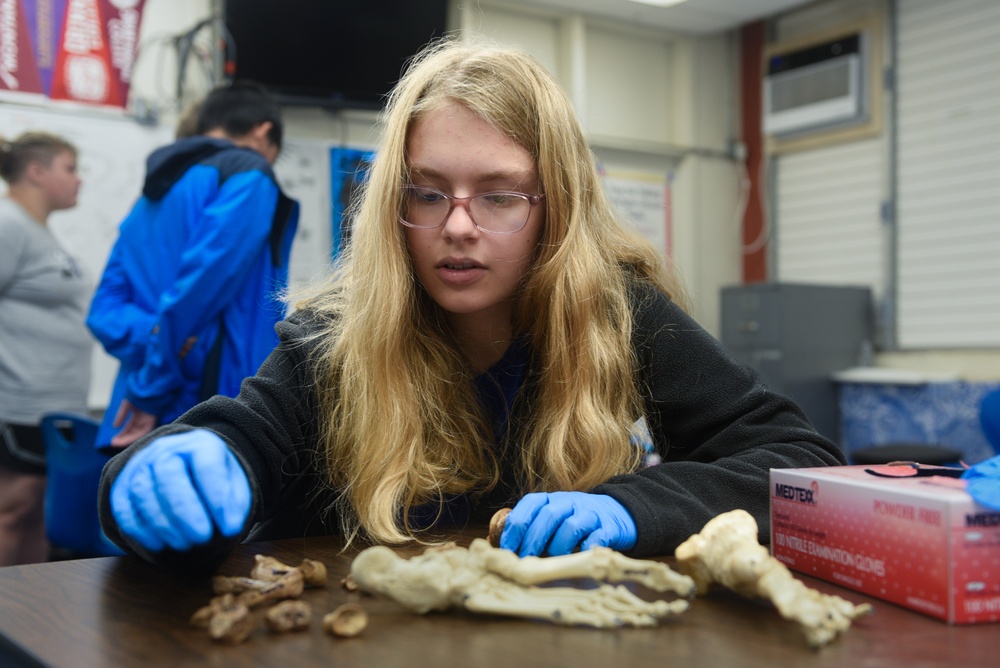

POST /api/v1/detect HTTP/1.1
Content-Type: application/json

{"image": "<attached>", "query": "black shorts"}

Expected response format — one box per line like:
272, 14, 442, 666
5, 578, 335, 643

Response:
0, 423, 46, 475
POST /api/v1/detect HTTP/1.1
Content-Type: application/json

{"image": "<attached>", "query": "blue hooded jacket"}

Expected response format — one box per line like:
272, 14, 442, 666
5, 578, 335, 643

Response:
87, 136, 299, 447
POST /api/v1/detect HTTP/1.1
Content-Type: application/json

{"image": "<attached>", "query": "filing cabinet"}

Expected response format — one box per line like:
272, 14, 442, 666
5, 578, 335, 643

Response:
720, 283, 873, 442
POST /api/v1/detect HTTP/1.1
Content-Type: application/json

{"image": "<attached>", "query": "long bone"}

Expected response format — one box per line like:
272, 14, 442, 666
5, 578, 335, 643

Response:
471, 538, 697, 596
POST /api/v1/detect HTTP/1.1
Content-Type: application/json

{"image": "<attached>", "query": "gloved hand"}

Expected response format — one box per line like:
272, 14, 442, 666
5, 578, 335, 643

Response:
963, 455, 1000, 511
499, 491, 637, 557
110, 430, 252, 552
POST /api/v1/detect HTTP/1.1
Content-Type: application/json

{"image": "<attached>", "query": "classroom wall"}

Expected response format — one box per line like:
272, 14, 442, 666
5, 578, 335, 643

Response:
456, 2, 743, 333
767, 0, 1000, 380
25, 0, 996, 410
130, 0, 745, 332
122, 1, 998, 384
2, 0, 745, 411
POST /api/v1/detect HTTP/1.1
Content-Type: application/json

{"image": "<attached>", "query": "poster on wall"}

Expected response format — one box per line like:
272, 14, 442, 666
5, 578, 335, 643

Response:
330, 146, 375, 257
0, 0, 145, 108
273, 138, 335, 289
600, 167, 672, 259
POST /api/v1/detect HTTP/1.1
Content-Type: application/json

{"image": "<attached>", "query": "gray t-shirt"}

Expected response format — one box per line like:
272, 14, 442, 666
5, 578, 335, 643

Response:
0, 198, 92, 424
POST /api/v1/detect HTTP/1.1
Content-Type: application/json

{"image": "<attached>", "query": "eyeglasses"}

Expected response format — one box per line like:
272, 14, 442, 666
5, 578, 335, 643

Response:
399, 185, 544, 235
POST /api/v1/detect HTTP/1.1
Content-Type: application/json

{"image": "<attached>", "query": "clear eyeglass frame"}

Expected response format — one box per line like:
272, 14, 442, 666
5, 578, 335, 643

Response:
398, 184, 545, 235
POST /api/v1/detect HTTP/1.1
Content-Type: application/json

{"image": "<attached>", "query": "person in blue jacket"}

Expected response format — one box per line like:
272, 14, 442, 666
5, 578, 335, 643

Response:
87, 82, 298, 449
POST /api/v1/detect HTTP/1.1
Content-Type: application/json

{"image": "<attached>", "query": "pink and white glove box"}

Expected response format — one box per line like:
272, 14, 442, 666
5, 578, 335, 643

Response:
770, 465, 1000, 624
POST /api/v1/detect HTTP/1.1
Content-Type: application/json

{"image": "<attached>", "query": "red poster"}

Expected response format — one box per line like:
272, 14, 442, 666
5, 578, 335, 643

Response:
97, 0, 144, 104
23, 0, 70, 96
0, 0, 45, 94
49, 0, 118, 104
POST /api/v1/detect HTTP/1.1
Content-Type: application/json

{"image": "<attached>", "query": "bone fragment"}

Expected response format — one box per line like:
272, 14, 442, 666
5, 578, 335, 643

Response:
238, 569, 305, 608
265, 600, 313, 633
674, 509, 873, 648
250, 554, 328, 587
324, 603, 368, 637
190, 593, 257, 644
298, 559, 328, 587
488, 508, 511, 547
212, 575, 272, 594
190, 597, 224, 629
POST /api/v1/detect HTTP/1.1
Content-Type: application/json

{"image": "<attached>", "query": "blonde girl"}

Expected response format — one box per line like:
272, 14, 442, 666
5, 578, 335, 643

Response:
98, 41, 843, 569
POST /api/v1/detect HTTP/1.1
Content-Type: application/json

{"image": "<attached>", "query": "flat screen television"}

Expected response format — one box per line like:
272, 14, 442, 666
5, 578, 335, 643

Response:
224, 0, 451, 109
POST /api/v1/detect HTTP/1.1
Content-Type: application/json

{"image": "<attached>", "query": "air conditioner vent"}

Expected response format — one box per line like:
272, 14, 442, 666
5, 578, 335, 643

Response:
764, 34, 867, 137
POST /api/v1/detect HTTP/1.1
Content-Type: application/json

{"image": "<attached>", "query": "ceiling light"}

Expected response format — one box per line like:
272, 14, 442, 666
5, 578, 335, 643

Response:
627, 0, 691, 7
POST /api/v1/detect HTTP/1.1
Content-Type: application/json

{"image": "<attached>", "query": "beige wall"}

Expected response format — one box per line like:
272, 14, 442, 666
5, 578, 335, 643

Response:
457, 3, 743, 333
128, 1, 742, 335
118, 1, 1000, 381
771, 0, 1000, 379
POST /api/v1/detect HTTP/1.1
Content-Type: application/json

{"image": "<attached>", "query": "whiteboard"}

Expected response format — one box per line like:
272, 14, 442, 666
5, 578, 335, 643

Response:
0, 105, 174, 279
274, 137, 334, 289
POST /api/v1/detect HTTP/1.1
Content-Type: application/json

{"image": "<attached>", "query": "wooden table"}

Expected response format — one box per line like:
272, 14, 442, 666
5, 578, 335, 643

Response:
0, 528, 995, 668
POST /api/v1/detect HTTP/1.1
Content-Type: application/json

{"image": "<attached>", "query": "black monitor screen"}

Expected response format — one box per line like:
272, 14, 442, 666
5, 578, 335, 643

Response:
225, 0, 450, 108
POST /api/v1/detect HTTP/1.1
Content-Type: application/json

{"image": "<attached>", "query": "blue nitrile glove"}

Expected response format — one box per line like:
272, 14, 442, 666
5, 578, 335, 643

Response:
499, 491, 638, 557
962, 455, 1000, 511
110, 430, 252, 552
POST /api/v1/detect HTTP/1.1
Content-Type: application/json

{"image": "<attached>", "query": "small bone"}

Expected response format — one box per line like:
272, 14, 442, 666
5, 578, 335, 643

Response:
265, 600, 313, 633
250, 554, 292, 582
250, 554, 328, 587
190, 595, 226, 629
191, 593, 257, 644
212, 575, 272, 594
323, 603, 368, 637
299, 558, 329, 587
488, 508, 511, 547
238, 569, 305, 608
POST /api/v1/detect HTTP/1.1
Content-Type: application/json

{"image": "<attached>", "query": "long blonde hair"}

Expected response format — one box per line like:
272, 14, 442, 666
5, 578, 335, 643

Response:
296, 39, 687, 545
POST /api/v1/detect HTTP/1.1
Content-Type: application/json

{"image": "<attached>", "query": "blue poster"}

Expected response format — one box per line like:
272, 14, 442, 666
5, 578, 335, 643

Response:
329, 146, 375, 257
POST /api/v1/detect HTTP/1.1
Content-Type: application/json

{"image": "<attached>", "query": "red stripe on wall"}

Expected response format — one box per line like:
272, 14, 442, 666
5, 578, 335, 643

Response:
740, 21, 767, 283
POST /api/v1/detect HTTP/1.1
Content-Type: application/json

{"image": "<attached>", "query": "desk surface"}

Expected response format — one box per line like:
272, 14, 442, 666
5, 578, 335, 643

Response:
0, 529, 995, 668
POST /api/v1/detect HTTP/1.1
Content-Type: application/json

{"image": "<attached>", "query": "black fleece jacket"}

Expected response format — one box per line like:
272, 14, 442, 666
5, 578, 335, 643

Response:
98, 281, 845, 572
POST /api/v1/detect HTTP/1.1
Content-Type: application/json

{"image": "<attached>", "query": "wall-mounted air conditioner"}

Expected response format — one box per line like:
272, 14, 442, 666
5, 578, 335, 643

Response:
763, 33, 867, 137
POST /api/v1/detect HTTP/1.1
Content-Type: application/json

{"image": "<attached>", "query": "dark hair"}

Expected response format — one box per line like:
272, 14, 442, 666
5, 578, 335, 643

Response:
195, 81, 283, 149
0, 132, 77, 184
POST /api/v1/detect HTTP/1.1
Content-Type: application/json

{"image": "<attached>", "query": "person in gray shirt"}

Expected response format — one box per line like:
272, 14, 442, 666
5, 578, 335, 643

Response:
0, 132, 91, 565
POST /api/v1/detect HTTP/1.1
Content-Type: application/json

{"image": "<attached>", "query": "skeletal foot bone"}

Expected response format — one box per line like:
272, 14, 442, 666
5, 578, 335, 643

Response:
463, 581, 687, 628
349, 538, 691, 628
674, 509, 873, 648
472, 539, 696, 597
